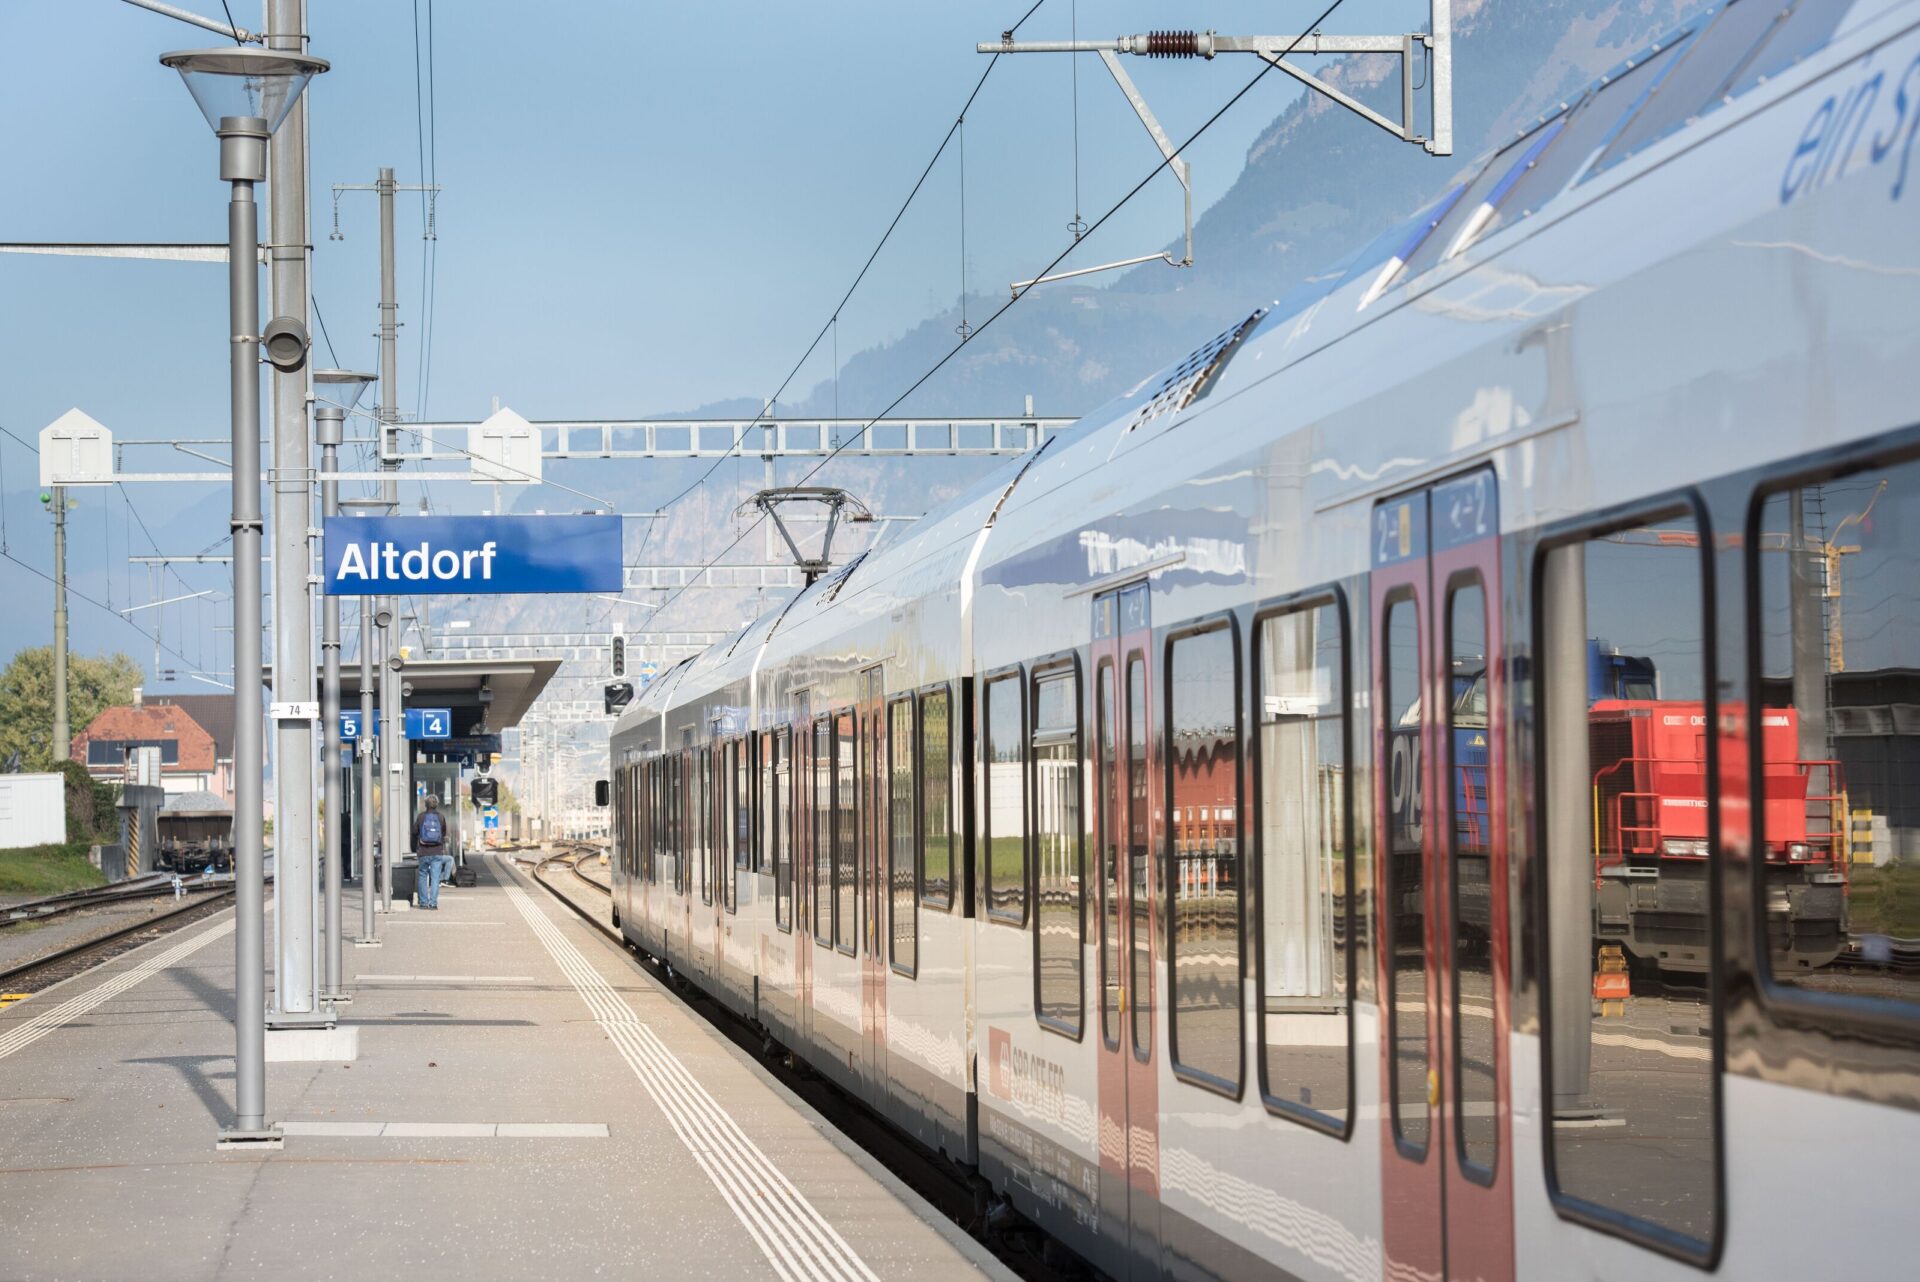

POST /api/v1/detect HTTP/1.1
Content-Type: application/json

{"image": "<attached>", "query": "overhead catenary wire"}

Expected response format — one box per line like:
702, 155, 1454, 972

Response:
642, 0, 1353, 633
628, 0, 1052, 571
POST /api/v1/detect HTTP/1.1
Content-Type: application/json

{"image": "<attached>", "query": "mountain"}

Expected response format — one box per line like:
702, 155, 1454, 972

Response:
473, 1, 1704, 713
761, 0, 1697, 421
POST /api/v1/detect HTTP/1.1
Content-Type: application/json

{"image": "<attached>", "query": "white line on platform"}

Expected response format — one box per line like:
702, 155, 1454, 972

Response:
379, 920, 505, 926
352, 974, 537, 983
0, 917, 235, 1062
500, 868, 879, 1282
280, 1120, 609, 1138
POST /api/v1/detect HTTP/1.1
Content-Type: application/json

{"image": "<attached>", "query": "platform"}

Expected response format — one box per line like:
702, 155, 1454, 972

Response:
0, 854, 1003, 1281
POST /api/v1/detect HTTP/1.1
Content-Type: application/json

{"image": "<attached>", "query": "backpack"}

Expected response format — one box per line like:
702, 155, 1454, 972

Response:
419, 810, 445, 846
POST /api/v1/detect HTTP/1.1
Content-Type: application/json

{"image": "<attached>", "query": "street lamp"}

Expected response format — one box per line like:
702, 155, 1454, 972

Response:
312, 369, 373, 1009
162, 43, 328, 1150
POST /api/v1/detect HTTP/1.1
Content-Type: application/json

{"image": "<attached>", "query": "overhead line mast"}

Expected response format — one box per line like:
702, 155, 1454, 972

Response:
979, 4, 1453, 292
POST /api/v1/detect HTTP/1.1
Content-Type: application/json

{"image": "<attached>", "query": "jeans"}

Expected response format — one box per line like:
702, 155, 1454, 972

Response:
416, 851, 455, 907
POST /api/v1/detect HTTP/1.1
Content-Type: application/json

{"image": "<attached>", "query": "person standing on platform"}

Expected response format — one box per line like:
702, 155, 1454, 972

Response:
413, 795, 454, 909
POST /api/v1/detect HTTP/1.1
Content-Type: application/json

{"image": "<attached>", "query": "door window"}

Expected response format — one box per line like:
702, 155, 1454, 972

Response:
1257, 599, 1352, 1127
984, 674, 1029, 924
1383, 595, 1430, 1153
1033, 667, 1083, 1034
1128, 656, 1153, 1056
1167, 623, 1243, 1090
1447, 580, 1497, 1177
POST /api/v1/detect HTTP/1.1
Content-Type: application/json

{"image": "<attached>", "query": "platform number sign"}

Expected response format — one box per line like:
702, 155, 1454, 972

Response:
404, 708, 452, 740
341, 708, 367, 740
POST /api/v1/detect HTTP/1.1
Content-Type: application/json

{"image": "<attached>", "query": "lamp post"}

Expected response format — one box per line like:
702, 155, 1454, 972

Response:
161, 44, 327, 1148
312, 369, 374, 1007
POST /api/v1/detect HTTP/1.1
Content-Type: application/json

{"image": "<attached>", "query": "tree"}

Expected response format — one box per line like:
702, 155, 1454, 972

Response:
0, 647, 144, 772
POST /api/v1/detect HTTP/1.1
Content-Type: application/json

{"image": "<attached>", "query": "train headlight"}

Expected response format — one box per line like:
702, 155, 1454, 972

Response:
1660, 838, 1708, 857
1787, 842, 1812, 861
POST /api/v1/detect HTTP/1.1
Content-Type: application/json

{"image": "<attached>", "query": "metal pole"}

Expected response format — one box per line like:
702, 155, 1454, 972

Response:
317, 407, 347, 996
220, 114, 271, 1139
50, 486, 69, 762
357, 594, 378, 945
267, 0, 322, 1025
377, 165, 402, 912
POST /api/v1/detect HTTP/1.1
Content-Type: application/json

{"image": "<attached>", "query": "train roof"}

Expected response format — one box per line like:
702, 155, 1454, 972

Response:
616, 0, 1886, 736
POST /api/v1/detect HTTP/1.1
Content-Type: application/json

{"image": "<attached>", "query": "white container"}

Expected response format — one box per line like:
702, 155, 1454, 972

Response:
0, 773, 68, 848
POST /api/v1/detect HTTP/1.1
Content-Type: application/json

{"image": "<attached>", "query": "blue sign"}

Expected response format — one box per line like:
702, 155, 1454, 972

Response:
483, 810, 500, 830
341, 709, 368, 740
405, 708, 452, 740
322, 514, 623, 596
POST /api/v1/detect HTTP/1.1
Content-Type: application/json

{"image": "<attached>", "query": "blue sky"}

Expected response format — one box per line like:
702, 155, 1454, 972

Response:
0, 1, 1427, 683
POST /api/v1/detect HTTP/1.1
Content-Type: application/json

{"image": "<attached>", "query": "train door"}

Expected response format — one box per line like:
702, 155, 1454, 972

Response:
858, 666, 889, 1094
1371, 470, 1514, 1282
1092, 583, 1161, 1273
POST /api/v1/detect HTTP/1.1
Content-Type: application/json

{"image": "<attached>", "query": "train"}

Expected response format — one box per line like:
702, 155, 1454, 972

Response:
602, 2, 1920, 1277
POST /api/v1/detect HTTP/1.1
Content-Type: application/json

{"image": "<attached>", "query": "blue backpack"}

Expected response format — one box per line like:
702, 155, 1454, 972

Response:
419, 810, 445, 846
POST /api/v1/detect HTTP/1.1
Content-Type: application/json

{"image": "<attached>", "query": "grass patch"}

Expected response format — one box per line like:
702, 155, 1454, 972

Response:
1849, 860, 1920, 940
0, 841, 107, 897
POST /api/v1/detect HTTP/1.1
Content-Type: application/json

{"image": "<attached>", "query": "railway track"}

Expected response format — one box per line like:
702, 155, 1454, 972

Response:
0, 888, 237, 997
3, 872, 232, 929
519, 841, 1090, 1281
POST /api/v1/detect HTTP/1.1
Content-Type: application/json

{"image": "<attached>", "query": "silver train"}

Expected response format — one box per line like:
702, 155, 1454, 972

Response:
607, 2, 1920, 1276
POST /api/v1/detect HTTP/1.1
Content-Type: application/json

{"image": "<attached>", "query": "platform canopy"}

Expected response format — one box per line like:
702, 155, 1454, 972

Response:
293, 657, 562, 738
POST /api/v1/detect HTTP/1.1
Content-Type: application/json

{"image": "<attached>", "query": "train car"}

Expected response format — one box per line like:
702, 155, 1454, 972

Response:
609, 2, 1920, 1276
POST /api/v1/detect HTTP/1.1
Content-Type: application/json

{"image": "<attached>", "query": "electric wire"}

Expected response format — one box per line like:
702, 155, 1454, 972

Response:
642, 0, 1353, 632
627, 0, 1050, 571
1, 550, 206, 674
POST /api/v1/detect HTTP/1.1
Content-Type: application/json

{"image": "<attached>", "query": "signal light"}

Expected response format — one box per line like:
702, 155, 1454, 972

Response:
470, 776, 498, 805
604, 681, 634, 715
611, 632, 626, 677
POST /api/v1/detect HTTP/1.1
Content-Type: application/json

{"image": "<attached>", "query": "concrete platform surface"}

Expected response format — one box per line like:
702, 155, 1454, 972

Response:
0, 854, 1003, 1282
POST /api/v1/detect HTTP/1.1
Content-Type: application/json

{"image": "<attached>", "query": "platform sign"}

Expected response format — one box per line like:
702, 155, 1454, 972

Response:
341, 708, 368, 740
405, 708, 452, 740
322, 514, 623, 596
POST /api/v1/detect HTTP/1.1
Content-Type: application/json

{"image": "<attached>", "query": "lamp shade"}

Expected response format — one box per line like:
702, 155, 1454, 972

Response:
313, 369, 378, 412
160, 47, 329, 136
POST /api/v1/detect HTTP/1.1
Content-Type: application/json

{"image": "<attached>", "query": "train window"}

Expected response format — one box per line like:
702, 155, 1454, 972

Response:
1033, 665, 1084, 1036
919, 690, 954, 910
1539, 509, 1718, 1251
1255, 599, 1352, 1130
814, 718, 831, 945
889, 698, 917, 974
1754, 465, 1920, 1014
700, 748, 713, 906
1127, 656, 1152, 1056
1448, 581, 1498, 1178
1495, 35, 1691, 226
731, 739, 747, 912
771, 729, 792, 931
1167, 623, 1243, 1091
1382, 595, 1430, 1154
1098, 661, 1122, 1046
1591, 0, 1787, 176
835, 711, 857, 954
1726, 0, 1848, 97
984, 673, 1029, 925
